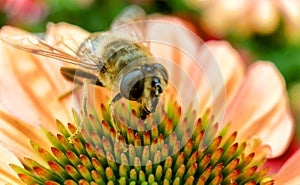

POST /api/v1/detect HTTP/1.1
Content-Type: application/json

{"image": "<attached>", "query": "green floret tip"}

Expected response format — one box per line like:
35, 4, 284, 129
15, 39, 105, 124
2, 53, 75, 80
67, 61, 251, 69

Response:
11, 100, 274, 185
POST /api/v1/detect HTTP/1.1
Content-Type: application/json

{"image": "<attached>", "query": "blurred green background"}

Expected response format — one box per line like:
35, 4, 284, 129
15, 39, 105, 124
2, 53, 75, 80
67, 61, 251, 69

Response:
1, 0, 300, 140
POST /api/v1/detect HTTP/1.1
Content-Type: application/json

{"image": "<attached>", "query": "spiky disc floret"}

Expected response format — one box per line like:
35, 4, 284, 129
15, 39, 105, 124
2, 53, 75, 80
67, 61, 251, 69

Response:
11, 101, 274, 185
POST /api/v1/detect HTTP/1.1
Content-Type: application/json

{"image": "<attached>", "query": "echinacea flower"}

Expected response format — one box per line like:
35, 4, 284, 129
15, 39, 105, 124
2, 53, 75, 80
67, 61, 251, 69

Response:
184, 0, 300, 42
0, 16, 296, 184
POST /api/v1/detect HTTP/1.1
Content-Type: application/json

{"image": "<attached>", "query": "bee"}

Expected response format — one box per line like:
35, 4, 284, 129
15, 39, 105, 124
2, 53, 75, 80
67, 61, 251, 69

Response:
1, 6, 168, 145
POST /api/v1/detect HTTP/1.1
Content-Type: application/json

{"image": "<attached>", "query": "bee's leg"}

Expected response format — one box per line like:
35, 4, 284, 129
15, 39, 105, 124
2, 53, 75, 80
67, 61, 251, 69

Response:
67, 80, 89, 143
140, 106, 151, 120
110, 93, 122, 135
58, 67, 102, 100
139, 97, 158, 119
58, 85, 81, 100
60, 67, 99, 83
109, 93, 128, 152
59, 67, 83, 100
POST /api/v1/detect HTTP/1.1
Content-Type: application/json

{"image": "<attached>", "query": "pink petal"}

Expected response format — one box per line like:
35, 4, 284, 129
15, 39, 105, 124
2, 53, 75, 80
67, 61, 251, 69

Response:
274, 148, 300, 184
266, 136, 300, 173
224, 62, 294, 157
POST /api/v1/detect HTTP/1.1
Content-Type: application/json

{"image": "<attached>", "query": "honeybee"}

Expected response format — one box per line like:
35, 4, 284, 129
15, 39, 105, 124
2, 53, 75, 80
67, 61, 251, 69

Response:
1, 6, 168, 145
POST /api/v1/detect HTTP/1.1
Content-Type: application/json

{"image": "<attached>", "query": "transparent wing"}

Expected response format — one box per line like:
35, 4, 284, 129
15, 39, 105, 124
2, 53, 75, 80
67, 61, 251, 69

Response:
111, 5, 146, 28
45, 22, 90, 57
110, 5, 148, 42
1, 26, 97, 69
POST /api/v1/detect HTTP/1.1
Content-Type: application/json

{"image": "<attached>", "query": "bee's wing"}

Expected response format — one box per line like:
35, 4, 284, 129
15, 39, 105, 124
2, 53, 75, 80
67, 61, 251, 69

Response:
111, 5, 146, 28
1, 26, 97, 69
111, 5, 148, 41
45, 22, 90, 56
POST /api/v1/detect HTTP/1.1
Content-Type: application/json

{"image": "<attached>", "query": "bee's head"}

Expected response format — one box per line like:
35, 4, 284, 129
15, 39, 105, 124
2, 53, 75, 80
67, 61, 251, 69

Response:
120, 63, 168, 119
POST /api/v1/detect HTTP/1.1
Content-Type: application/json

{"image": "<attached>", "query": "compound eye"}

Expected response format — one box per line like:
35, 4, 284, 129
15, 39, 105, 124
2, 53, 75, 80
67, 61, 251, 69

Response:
120, 69, 144, 100
153, 63, 168, 82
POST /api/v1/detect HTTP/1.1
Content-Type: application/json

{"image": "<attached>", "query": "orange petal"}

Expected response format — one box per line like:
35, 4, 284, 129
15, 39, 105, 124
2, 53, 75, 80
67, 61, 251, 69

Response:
0, 145, 23, 185
203, 41, 245, 122
0, 110, 50, 161
224, 62, 294, 157
145, 18, 245, 122
274, 149, 300, 184
145, 16, 209, 114
0, 26, 74, 130
250, 0, 279, 34
276, 0, 300, 42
